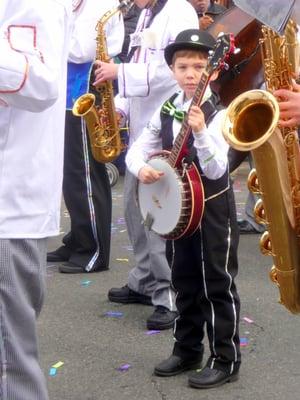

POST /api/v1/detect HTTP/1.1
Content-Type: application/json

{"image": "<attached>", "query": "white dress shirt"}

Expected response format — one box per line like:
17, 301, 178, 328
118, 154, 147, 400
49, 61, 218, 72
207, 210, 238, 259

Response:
126, 91, 229, 180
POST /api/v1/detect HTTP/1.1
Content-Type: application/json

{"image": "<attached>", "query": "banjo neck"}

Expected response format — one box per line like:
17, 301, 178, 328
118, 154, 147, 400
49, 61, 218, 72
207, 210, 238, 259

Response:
168, 70, 211, 169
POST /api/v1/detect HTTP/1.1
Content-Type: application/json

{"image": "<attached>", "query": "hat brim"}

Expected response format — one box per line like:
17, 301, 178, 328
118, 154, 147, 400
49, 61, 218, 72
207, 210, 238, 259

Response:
164, 42, 213, 66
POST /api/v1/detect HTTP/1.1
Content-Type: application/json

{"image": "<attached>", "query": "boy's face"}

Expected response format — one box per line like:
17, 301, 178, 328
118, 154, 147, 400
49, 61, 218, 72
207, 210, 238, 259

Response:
189, 0, 210, 14
171, 53, 208, 100
134, 0, 152, 8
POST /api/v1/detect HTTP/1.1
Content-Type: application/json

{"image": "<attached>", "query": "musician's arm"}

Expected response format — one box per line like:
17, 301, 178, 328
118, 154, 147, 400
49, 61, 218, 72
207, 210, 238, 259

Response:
193, 109, 229, 179
125, 109, 162, 177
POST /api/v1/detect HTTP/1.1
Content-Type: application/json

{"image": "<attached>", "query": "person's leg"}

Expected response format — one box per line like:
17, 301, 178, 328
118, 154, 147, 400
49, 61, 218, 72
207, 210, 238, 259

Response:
188, 188, 240, 389
0, 238, 48, 400
154, 234, 204, 376
61, 112, 112, 272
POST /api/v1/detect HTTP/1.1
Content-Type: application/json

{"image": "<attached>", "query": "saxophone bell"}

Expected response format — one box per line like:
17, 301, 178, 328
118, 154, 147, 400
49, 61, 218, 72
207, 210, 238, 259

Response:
223, 88, 300, 314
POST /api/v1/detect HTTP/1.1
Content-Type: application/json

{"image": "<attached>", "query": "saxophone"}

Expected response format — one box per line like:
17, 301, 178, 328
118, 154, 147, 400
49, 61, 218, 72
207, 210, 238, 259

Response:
72, 0, 134, 163
223, 20, 300, 314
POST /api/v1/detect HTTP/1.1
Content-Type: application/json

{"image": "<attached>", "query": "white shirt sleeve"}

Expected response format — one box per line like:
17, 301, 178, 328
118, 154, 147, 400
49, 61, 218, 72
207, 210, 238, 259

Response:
125, 107, 162, 177
0, 2, 70, 112
68, 0, 124, 63
192, 109, 229, 180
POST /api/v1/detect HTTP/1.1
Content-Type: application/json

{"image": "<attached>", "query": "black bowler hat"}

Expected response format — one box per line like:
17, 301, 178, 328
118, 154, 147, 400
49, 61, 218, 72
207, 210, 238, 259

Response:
164, 29, 216, 66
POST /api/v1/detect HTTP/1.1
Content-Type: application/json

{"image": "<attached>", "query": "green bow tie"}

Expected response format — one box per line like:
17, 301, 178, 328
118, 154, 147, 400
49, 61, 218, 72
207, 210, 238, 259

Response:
161, 100, 185, 122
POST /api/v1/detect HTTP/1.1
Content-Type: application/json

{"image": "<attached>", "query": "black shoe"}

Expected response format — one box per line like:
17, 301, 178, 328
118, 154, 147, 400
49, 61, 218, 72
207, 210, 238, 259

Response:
188, 366, 239, 389
47, 246, 70, 262
146, 306, 178, 330
108, 285, 152, 305
58, 262, 107, 274
154, 355, 202, 377
237, 219, 262, 234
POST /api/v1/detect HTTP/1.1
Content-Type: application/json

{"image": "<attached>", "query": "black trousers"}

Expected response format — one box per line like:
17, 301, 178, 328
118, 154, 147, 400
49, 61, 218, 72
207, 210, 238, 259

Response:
167, 186, 241, 373
62, 111, 112, 271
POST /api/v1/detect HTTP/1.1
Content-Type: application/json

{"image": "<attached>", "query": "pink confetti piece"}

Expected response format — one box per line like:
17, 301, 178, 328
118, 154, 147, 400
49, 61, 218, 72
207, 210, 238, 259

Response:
240, 337, 249, 347
243, 317, 254, 324
117, 363, 131, 372
145, 330, 161, 335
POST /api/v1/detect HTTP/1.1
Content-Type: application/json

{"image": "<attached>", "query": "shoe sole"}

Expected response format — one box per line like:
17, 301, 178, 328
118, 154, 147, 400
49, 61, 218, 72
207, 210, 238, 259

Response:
154, 361, 202, 377
108, 295, 152, 306
146, 320, 176, 330
188, 373, 239, 389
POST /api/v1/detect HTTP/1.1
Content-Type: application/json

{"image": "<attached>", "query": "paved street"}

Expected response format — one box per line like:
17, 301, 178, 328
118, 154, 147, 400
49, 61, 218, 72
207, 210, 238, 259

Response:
41, 163, 300, 400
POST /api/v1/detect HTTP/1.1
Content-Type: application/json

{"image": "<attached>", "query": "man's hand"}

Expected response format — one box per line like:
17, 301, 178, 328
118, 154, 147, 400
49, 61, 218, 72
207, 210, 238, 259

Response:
138, 165, 164, 184
93, 60, 119, 86
274, 80, 300, 127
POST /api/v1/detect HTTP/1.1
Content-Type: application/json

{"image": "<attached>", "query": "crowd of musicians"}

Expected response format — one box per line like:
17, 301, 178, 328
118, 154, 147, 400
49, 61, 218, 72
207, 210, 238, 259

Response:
1, 0, 300, 399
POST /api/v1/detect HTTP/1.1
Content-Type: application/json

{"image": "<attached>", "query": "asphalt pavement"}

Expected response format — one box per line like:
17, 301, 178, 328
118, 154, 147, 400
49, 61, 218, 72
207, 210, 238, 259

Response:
41, 163, 300, 400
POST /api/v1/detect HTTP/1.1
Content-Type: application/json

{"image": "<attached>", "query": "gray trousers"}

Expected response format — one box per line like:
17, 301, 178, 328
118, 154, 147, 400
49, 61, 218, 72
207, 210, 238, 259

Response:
124, 170, 175, 311
0, 239, 48, 400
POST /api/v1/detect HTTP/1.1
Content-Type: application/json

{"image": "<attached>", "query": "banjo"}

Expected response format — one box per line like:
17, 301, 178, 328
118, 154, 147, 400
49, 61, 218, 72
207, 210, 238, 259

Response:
137, 33, 236, 240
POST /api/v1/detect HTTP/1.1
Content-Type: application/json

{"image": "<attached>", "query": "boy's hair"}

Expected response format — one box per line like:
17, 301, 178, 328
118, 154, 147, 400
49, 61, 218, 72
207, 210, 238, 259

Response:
171, 49, 208, 66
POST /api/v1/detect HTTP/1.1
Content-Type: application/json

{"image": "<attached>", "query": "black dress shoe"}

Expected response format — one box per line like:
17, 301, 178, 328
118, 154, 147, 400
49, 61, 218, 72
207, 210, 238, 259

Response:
47, 246, 70, 262
108, 285, 152, 305
146, 306, 178, 330
58, 262, 108, 273
188, 366, 239, 389
154, 354, 202, 377
237, 219, 262, 234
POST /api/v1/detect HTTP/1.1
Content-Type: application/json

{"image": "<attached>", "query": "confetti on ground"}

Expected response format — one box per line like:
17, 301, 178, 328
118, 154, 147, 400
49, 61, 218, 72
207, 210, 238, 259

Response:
104, 311, 123, 318
81, 280, 92, 287
116, 258, 129, 262
122, 245, 133, 251
119, 229, 127, 233
117, 363, 131, 372
243, 317, 254, 324
240, 338, 249, 347
52, 361, 64, 369
145, 330, 161, 335
49, 368, 57, 376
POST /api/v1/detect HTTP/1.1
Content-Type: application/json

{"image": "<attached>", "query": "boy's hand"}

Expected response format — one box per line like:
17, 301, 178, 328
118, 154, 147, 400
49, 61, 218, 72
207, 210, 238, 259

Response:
199, 15, 214, 30
138, 166, 164, 184
93, 60, 119, 86
188, 105, 205, 135
274, 80, 300, 127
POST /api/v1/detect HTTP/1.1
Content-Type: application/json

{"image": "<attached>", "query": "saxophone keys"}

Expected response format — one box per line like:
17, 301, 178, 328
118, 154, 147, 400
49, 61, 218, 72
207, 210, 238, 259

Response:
247, 168, 261, 194
259, 231, 273, 256
254, 199, 268, 224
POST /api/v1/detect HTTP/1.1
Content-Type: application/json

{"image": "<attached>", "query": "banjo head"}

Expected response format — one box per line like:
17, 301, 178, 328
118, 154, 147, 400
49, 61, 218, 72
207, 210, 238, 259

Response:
137, 156, 184, 236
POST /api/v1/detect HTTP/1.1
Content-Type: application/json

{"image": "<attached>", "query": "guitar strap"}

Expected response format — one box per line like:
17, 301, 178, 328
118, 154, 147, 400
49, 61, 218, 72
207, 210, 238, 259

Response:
160, 91, 222, 163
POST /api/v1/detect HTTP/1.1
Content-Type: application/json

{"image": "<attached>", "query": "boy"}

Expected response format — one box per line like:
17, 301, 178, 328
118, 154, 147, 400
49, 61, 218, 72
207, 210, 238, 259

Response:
188, 0, 227, 30
125, 29, 241, 389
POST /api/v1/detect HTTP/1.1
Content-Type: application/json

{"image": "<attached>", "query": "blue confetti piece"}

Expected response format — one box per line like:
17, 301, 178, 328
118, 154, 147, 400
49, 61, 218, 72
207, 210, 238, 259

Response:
81, 280, 92, 286
49, 368, 57, 376
240, 337, 249, 346
104, 311, 123, 318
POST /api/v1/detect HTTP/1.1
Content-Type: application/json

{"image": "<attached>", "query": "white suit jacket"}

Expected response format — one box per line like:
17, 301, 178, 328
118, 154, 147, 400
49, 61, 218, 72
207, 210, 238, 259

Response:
0, 0, 72, 237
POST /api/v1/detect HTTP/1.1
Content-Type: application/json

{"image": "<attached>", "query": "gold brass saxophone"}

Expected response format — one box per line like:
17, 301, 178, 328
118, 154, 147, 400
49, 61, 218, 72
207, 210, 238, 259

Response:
72, 0, 134, 163
223, 20, 300, 314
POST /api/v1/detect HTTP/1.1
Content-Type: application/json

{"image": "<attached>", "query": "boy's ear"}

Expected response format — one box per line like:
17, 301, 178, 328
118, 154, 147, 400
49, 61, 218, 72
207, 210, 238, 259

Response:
210, 70, 219, 82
